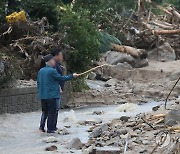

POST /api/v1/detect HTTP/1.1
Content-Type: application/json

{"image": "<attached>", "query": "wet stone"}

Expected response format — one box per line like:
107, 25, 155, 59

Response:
139, 149, 148, 153
58, 128, 70, 135
93, 146, 122, 154
66, 138, 83, 150
165, 119, 178, 126
165, 110, 180, 126
105, 78, 117, 87
120, 116, 130, 122
45, 145, 57, 151
117, 129, 128, 135
89, 124, 109, 138
42, 136, 58, 143
152, 105, 160, 111
92, 111, 104, 115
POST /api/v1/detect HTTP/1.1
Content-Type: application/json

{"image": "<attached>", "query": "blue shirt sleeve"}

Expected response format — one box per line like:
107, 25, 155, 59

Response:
50, 69, 73, 82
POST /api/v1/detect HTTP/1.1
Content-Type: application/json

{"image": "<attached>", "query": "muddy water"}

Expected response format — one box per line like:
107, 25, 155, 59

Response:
0, 101, 163, 154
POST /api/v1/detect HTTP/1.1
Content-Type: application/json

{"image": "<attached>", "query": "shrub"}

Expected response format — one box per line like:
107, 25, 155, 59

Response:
0, 0, 5, 22
57, 7, 100, 72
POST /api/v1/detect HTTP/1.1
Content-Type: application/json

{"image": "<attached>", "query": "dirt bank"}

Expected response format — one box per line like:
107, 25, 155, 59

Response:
69, 60, 180, 108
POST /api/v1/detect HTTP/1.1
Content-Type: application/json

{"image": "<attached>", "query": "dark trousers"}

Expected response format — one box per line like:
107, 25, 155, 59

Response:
54, 98, 60, 130
39, 99, 56, 133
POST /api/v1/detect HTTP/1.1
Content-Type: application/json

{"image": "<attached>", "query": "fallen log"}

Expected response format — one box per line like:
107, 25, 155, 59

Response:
141, 21, 180, 35
150, 21, 173, 30
168, 6, 180, 20
111, 43, 147, 58
168, 126, 180, 132
154, 29, 180, 35
150, 113, 166, 120
147, 1, 172, 16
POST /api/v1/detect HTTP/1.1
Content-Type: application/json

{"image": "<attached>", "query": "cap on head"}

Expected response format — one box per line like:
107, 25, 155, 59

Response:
42, 54, 53, 62
52, 48, 61, 56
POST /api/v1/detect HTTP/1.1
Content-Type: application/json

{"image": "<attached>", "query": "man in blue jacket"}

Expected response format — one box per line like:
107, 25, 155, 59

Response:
37, 54, 79, 133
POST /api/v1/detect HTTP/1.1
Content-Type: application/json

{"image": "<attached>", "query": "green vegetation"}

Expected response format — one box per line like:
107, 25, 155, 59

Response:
0, 0, 179, 90
0, 0, 5, 22
57, 7, 100, 72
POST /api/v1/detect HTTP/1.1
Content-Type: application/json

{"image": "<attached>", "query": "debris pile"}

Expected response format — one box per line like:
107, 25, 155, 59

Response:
125, 3, 180, 61
0, 1, 180, 88
0, 17, 66, 81
83, 109, 180, 153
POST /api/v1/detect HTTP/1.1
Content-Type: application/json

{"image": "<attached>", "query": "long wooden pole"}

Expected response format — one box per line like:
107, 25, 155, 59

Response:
165, 76, 180, 109
78, 64, 111, 76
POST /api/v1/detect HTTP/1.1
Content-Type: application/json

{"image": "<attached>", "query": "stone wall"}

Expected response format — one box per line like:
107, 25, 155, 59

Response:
0, 87, 40, 114
0, 83, 72, 114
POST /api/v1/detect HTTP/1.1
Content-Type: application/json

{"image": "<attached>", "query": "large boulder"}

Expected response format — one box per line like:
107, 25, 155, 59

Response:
165, 110, 180, 126
66, 138, 83, 150
103, 51, 148, 68
148, 43, 176, 62
169, 71, 180, 81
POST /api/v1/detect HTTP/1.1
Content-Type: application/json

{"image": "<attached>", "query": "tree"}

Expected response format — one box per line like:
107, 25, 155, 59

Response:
57, 7, 100, 72
0, 0, 5, 22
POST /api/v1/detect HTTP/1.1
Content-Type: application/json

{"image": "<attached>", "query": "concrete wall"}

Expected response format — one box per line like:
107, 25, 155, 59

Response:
0, 83, 72, 114
0, 87, 40, 114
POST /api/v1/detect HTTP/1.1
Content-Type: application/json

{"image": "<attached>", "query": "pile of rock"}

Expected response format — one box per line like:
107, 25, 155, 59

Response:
83, 109, 180, 153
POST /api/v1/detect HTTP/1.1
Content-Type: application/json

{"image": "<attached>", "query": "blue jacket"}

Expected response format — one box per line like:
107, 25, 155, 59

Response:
37, 65, 73, 100
55, 61, 65, 91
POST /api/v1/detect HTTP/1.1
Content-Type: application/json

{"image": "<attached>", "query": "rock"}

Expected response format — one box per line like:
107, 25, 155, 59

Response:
165, 119, 178, 127
114, 62, 133, 70
116, 103, 139, 112
135, 129, 142, 134
117, 129, 128, 135
89, 124, 109, 138
42, 136, 58, 143
175, 97, 180, 104
139, 149, 148, 153
92, 111, 104, 115
152, 105, 160, 111
88, 72, 96, 80
129, 131, 138, 138
169, 71, 180, 81
126, 121, 137, 127
95, 142, 104, 147
104, 51, 148, 68
95, 74, 111, 81
79, 118, 102, 125
45, 145, 57, 151
64, 125, 71, 128
142, 140, 149, 145
120, 116, 130, 122
63, 110, 78, 123
93, 146, 122, 154
58, 128, 70, 135
165, 110, 180, 126
66, 138, 83, 150
105, 78, 117, 87
104, 51, 134, 65
148, 42, 176, 62
82, 145, 94, 154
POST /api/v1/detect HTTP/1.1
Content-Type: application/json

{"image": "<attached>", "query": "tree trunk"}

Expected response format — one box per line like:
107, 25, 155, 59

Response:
111, 43, 146, 58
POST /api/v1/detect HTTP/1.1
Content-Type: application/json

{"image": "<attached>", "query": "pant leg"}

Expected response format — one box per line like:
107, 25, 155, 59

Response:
39, 100, 48, 130
47, 99, 57, 133
54, 98, 60, 130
